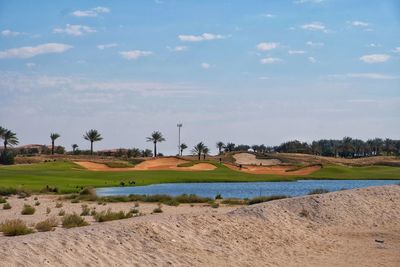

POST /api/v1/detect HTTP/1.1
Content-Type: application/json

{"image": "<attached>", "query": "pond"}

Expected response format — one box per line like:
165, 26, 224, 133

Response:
96, 180, 399, 199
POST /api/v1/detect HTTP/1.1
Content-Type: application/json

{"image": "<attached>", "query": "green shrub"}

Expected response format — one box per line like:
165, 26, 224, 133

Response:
93, 209, 133, 222
80, 204, 90, 216
130, 208, 139, 214
58, 209, 65, 216
40, 186, 58, 193
55, 202, 63, 208
221, 198, 247, 205
3, 202, 11, 209
34, 201, 40, 206
0, 219, 33, 236
35, 217, 58, 232
0, 151, 15, 165
215, 194, 223, 200
21, 204, 35, 215
211, 202, 219, 208
175, 194, 211, 203
163, 199, 180, 206
0, 187, 17, 196
152, 204, 163, 213
62, 213, 89, 228
0, 196, 6, 203
16, 189, 31, 198
308, 188, 329, 195
248, 195, 288, 205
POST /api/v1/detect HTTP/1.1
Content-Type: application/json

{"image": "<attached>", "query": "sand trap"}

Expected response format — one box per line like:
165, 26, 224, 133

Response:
233, 153, 281, 166
225, 163, 321, 175
75, 157, 216, 171
1, 185, 399, 266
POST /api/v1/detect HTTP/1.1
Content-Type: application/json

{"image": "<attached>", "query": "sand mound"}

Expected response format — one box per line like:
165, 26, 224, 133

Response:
225, 163, 321, 175
75, 157, 216, 171
233, 153, 281, 166
1, 186, 399, 266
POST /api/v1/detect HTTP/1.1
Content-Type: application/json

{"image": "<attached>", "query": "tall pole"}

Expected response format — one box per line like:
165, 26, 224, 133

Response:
177, 123, 182, 155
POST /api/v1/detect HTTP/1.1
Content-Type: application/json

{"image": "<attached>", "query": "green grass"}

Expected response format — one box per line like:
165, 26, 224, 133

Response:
0, 161, 399, 193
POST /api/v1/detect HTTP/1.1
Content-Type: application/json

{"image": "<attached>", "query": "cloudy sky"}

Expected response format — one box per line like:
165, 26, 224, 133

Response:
0, 0, 399, 155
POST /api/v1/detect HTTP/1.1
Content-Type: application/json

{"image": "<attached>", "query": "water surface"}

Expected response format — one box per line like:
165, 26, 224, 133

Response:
96, 180, 399, 199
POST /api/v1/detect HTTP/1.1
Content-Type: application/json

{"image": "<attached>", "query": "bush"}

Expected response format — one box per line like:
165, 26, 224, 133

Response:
221, 198, 246, 205
0, 196, 6, 203
35, 218, 58, 232
58, 209, 65, 216
80, 204, 90, 216
153, 204, 163, 213
0, 151, 15, 165
215, 194, 223, 200
175, 194, 211, 203
299, 209, 310, 218
163, 199, 180, 206
248, 195, 288, 205
3, 203, 11, 209
211, 202, 219, 208
93, 209, 133, 222
16, 189, 31, 198
21, 204, 35, 215
130, 208, 139, 214
0, 219, 33, 236
40, 186, 59, 193
71, 199, 80, 203
34, 201, 40, 206
62, 214, 89, 228
55, 202, 63, 208
308, 188, 330, 195
0, 187, 17, 196
46, 207, 51, 214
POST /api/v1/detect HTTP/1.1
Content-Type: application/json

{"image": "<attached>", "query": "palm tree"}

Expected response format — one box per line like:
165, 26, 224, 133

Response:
83, 129, 103, 155
146, 131, 165, 157
216, 141, 225, 155
72, 144, 78, 153
224, 142, 235, 152
3, 130, 19, 151
192, 142, 206, 160
180, 143, 188, 156
50, 133, 60, 155
202, 146, 209, 160
0, 126, 6, 139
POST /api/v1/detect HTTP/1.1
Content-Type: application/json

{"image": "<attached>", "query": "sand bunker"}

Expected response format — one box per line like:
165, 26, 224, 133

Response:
225, 163, 321, 175
75, 157, 216, 171
1, 185, 399, 266
233, 153, 281, 166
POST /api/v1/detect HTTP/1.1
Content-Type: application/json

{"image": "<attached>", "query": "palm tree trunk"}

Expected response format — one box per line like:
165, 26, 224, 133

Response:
154, 142, 157, 157
180, 149, 183, 156
90, 141, 93, 155
198, 153, 201, 160
3, 141, 6, 152
52, 141, 54, 155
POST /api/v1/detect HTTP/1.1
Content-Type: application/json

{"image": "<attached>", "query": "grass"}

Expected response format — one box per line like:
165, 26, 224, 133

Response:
21, 204, 35, 215
0, 161, 398, 194
221, 198, 247, 205
0, 196, 6, 203
248, 195, 288, 205
0, 219, 33, 236
62, 213, 89, 228
308, 188, 330, 195
35, 217, 58, 232
93, 209, 133, 222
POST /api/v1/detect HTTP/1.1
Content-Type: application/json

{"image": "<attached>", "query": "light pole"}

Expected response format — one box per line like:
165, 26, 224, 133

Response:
177, 123, 182, 156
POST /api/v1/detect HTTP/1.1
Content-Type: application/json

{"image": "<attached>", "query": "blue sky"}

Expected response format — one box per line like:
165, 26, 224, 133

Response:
0, 0, 399, 154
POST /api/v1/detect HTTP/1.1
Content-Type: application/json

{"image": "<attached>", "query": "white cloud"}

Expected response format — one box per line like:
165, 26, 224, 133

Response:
261, 13, 275, 18
25, 62, 36, 68
256, 42, 279, 51
119, 50, 153, 60
350, 21, 369, 27
258, 76, 270, 80
392, 47, 400, 53
288, 50, 305, 54
178, 33, 228, 42
0, 43, 72, 59
308, 56, 316, 63
294, 0, 325, 3
260, 57, 282, 64
201, 62, 210, 69
53, 24, 96, 36
328, 73, 398, 80
168, 46, 187, 52
72, 6, 110, 17
301, 22, 327, 32
360, 54, 390, 63
1, 29, 21, 37
367, 43, 381, 48
306, 41, 324, 47
97, 43, 118, 50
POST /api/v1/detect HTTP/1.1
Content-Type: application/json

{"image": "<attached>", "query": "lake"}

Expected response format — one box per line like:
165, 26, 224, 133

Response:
96, 180, 399, 199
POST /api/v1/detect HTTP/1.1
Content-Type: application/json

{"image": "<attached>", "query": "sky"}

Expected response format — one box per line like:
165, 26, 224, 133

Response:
0, 0, 399, 155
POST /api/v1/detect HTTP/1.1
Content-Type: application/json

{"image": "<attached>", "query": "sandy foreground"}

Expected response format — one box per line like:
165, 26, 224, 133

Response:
0, 185, 399, 267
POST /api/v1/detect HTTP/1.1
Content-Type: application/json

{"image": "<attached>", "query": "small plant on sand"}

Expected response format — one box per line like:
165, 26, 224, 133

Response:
299, 208, 310, 218
80, 204, 91, 216
248, 195, 288, 205
33, 197, 38, 201
164, 199, 180, 206
3, 202, 11, 209
215, 194, 223, 200
46, 207, 51, 214
152, 204, 163, 213
90, 208, 97, 216
221, 198, 246, 205
34, 201, 40, 206
130, 208, 139, 214
93, 209, 133, 222
16, 189, 31, 199
62, 213, 89, 228
58, 209, 65, 216
21, 204, 35, 215
35, 217, 58, 232
79, 187, 97, 201
211, 202, 219, 208
0, 219, 33, 236
71, 198, 80, 203
55, 202, 63, 208
0, 196, 7, 203
308, 188, 329, 195
134, 202, 139, 208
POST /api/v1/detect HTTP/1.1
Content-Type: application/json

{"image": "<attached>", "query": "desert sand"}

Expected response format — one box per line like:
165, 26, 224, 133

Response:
1, 185, 399, 266
233, 152, 281, 166
75, 157, 216, 171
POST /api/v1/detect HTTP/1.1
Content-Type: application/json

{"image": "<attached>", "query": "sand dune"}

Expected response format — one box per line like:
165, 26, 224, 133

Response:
75, 157, 216, 171
1, 185, 399, 266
